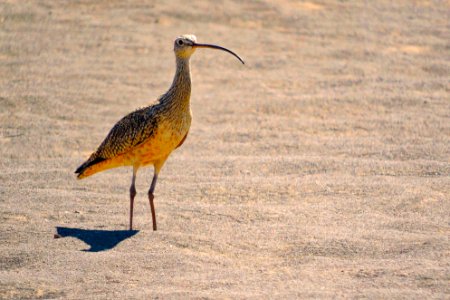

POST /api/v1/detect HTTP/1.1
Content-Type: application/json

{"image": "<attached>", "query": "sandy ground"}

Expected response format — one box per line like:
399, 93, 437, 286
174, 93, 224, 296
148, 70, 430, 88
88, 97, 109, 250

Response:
1, 0, 449, 298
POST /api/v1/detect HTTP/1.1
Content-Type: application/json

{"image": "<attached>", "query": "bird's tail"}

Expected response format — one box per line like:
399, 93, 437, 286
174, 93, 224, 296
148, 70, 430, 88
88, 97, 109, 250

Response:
75, 155, 106, 179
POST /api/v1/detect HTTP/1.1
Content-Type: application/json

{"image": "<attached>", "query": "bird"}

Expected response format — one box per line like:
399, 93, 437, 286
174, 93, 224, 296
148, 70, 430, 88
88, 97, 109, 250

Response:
75, 34, 244, 231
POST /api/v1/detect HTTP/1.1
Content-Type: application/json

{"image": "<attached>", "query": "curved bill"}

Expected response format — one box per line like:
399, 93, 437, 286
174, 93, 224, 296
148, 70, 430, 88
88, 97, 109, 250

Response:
193, 43, 245, 64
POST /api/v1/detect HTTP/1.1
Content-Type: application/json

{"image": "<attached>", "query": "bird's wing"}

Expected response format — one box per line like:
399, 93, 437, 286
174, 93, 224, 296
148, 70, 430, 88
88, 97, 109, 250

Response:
94, 106, 159, 160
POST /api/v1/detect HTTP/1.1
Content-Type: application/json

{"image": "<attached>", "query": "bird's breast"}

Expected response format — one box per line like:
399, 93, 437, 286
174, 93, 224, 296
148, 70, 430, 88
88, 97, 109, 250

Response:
128, 110, 191, 166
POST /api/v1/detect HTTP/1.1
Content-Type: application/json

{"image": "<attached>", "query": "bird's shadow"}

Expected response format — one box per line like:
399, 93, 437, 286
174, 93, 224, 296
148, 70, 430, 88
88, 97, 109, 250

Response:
55, 227, 138, 252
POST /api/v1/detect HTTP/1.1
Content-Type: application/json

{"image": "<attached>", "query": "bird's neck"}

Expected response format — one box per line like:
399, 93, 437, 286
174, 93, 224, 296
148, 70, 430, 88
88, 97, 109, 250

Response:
163, 57, 191, 110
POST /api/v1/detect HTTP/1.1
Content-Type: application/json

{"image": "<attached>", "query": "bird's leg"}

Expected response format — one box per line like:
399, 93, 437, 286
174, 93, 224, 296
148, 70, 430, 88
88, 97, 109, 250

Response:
148, 159, 167, 231
148, 172, 158, 231
129, 166, 138, 230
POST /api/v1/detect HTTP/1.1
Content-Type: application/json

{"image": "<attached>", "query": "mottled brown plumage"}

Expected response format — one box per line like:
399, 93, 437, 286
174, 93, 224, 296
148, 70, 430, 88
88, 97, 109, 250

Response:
75, 34, 244, 231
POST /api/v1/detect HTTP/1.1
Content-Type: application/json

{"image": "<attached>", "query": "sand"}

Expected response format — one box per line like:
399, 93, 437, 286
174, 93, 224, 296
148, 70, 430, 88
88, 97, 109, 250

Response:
0, 0, 449, 298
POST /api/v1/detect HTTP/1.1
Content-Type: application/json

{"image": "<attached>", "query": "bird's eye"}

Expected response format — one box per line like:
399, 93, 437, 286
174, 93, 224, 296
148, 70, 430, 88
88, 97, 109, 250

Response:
177, 39, 184, 46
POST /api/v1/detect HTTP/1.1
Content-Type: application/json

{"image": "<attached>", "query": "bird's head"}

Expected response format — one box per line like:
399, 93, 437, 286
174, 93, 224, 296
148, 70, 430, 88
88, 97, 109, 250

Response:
173, 34, 197, 58
174, 34, 244, 64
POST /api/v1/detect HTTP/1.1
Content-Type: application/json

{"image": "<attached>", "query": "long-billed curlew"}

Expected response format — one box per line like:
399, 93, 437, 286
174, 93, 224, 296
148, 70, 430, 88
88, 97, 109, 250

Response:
75, 34, 244, 231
